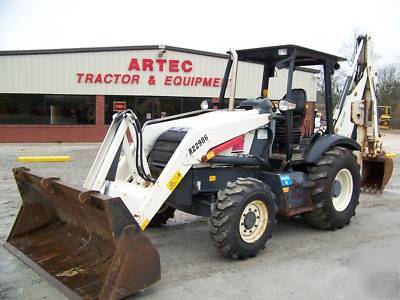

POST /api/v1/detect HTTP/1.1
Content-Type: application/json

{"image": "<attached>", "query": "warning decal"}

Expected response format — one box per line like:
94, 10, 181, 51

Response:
166, 170, 183, 191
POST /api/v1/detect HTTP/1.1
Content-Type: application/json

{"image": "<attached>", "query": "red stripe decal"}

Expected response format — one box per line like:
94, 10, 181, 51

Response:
209, 135, 245, 156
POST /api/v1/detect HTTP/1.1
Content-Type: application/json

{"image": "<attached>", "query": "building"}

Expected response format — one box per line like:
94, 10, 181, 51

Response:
0, 45, 318, 142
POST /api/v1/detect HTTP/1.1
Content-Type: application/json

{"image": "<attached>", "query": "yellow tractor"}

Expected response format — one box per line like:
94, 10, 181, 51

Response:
379, 105, 391, 130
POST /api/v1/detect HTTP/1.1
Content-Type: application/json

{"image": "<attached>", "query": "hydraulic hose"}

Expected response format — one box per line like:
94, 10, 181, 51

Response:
125, 110, 156, 183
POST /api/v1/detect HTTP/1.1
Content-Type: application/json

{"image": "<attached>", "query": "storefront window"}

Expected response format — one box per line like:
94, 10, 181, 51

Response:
104, 96, 136, 124
0, 94, 95, 125
182, 98, 203, 112
104, 96, 205, 124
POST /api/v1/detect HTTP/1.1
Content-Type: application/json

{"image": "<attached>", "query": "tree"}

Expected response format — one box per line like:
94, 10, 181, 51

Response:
315, 64, 346, 110
377, 62, 400, 106
316, 31, 360, 110
316, 31, 399, 117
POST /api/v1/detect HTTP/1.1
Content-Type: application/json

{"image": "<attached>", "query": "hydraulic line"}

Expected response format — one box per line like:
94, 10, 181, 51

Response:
125, 110, 156, 183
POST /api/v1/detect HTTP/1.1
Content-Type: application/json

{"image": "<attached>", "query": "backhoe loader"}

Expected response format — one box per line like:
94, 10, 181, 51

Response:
5, 36, 392, 299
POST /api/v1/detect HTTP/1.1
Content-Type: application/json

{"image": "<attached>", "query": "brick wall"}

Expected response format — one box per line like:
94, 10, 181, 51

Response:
0, 95, 108, 142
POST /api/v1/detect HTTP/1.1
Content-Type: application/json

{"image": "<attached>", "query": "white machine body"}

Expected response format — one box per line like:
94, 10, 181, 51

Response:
84, 109, 270, 229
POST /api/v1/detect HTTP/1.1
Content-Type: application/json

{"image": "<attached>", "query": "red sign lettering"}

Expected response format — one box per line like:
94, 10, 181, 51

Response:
203, 77, 212, 86
213, 78, 221, 87
127, 58, 193, 72
142, 59, 154, 71
128, 58, 140, 71
94, 74, 102, 84
131, 74, 140, 84
164, 76, 172, 85
156, 59, 167, 71
169, 60, 179, 72
77, 73, 84, 83
113, 101, 126, 112
104, 73, 113, 83
76, 57, 222, 89
182, 60, 193, 72
85, 73, 93, 83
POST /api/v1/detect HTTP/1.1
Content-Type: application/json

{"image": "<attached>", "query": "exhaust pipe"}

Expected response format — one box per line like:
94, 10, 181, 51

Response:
228, 49, 238, 111
219, 49, 238, 111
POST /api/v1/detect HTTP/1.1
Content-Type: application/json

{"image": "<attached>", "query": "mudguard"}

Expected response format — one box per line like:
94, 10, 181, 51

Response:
304, 134, 360, 164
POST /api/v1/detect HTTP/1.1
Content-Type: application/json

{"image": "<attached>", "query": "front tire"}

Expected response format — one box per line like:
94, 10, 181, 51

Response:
305, 147, 360, 229
210, 177, 276, 259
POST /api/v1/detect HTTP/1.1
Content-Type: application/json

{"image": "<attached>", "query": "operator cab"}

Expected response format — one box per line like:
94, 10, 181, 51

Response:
222, 45, 344, 166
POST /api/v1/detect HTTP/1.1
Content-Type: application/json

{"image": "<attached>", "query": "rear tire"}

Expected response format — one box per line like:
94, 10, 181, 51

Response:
305, 147, 360, 229
149, 204, 175, 227
210, 177, 276, 259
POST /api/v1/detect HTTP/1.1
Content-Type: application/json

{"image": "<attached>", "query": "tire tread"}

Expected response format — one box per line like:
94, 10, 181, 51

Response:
305, 147, 360, 229
210, 177, 276, 259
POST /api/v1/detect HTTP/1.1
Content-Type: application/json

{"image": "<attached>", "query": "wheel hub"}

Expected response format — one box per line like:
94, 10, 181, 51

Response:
332, 180, 342, 198
243, 211, 257, 229
239, 200, 268, 243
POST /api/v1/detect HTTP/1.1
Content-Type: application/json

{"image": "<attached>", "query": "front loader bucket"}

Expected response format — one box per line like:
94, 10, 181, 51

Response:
361, 155, 393, 193
4, 167, 160, 300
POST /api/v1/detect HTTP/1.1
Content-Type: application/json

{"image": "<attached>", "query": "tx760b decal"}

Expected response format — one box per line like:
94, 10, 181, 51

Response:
188, 134, 208, 155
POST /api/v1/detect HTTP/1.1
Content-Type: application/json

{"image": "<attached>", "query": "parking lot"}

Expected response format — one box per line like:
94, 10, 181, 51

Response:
1, 131, 399, 299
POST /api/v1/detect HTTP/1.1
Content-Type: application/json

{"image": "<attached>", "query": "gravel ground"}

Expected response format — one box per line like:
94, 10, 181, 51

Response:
0, 131, 399, 299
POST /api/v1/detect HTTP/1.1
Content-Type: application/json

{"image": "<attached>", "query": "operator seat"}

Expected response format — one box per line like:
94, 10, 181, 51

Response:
274, 88, 307, 148
281, 88, 307, 118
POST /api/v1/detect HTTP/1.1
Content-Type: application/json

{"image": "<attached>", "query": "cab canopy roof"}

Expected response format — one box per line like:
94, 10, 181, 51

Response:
236, 45, 345, 67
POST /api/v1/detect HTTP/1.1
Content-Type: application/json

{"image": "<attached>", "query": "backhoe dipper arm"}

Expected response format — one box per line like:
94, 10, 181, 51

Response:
333, 35, 380, 142
333, 34, 393, 192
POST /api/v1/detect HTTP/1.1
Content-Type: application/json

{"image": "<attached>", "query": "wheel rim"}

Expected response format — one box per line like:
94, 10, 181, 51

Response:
332, 168, 353, 212
239, 200, 268, 243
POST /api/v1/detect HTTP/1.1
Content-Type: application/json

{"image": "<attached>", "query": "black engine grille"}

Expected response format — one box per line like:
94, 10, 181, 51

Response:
148, 129, 187, 168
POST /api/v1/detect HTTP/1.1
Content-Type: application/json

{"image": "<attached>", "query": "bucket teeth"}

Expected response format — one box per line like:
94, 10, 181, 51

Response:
360, 184, 383, 194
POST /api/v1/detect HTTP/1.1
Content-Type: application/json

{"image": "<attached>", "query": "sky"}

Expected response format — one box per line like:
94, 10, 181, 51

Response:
0, 0, 399, 66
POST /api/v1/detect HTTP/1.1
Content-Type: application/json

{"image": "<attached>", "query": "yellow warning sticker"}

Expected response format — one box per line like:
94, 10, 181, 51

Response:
206, 151, 215, 161
209, 175, 216, 182
283, 187, 290, 193
167, 170, 183, 191
140, 218, 150, 230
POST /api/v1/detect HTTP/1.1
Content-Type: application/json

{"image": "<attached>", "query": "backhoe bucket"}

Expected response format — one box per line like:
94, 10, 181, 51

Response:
4, 167, 160, 300
361, 155, 393, 193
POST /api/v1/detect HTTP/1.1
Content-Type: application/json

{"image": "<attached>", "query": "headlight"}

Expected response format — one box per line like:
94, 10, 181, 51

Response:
278, 48, 288, 56
200, 99, 209, 110
279, 100, 296, 111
